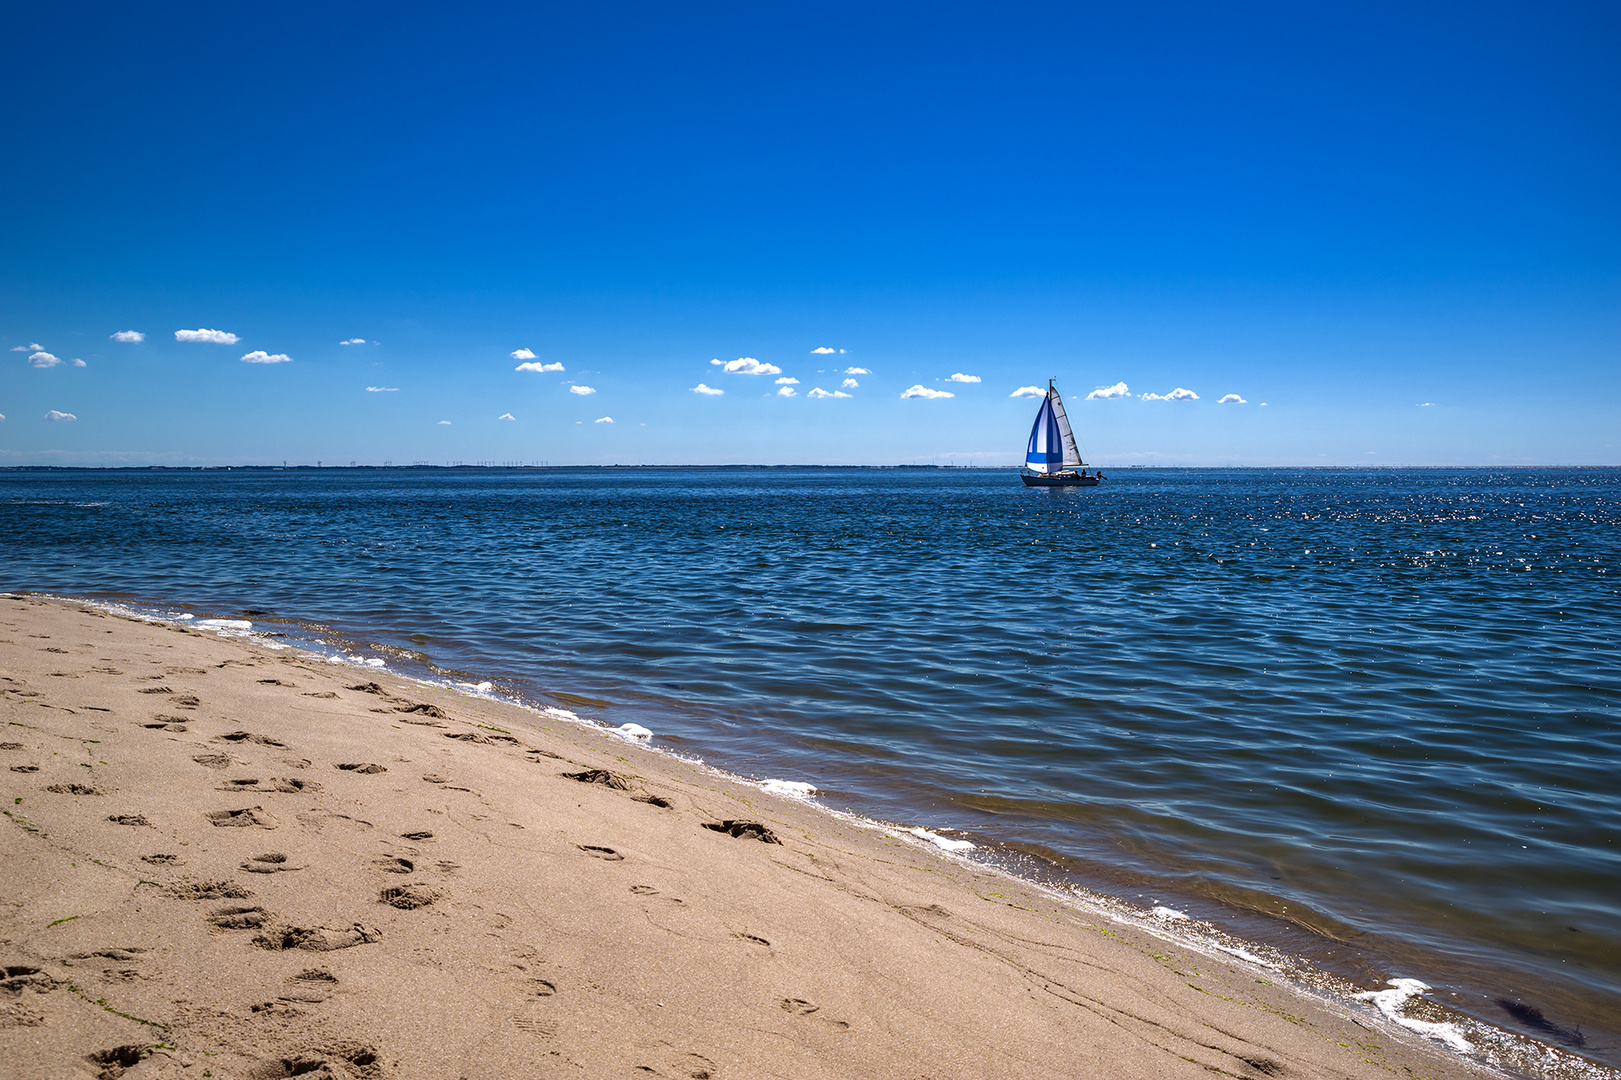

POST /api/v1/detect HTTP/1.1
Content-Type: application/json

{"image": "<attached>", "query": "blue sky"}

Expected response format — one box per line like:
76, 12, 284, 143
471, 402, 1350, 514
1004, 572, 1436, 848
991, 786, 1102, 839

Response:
2, 1, 1616, 466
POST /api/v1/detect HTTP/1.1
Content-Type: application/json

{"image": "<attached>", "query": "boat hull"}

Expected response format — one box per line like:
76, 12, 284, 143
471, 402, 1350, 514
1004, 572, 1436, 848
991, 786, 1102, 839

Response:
1020, 471, 1099, 487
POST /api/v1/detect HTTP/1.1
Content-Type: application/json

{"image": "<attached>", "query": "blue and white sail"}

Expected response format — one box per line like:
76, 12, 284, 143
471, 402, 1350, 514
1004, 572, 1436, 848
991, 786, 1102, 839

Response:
1024, 382, 1083, 473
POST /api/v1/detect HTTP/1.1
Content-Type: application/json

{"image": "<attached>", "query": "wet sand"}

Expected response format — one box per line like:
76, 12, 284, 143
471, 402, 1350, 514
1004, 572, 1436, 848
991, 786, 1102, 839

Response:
0, 594, 1494, 1079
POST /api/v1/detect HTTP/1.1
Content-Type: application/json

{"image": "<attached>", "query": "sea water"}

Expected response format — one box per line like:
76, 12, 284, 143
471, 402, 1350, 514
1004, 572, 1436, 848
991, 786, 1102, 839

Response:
3, 466, 1617, 1066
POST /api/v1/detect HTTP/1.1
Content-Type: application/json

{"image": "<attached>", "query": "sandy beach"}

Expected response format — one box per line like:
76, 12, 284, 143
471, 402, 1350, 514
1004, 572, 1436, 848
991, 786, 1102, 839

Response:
0, 594, 1493, 1080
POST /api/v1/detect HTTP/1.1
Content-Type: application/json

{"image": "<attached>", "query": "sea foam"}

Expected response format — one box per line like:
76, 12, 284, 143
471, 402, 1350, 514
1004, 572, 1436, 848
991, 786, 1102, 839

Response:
195, 618, 253, 630
1354, 978, 1472, 1053
907, 827, 974, 852
759, 779, 817, 799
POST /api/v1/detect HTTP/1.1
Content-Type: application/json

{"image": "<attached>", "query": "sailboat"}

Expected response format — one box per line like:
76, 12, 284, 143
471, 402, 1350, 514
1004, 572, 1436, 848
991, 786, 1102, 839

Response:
1020, 380, 1100, 487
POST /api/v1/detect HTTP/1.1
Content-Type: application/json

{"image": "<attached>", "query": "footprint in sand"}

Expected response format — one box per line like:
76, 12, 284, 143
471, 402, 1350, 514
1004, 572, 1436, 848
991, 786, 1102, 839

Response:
206, 806, 279, 829
207, 905, 271, 930
107, 814, 151, 826
297, 809, 373, 832
217, 731, 286, 747
377, 884, 439, 909
251, 1043, 381, 1078
241, 853, 303, 874
630, 885, 685, 905
217, 777, 322, 794
578, 845, 625, 861
86, 1044, 153, 1079
563, 769, 632, 790
2, 966, 56, 994
253, 925, 382, 952
703, 821, 781, 844
373, 856, 414, 874
142, 720, 188, 732
780, 998, 851, 1029
168, 880, 254, 900
67, 948, 149, 965
334, 762, 386, 774
291, 968, 338, 984
46, 783, 102, 795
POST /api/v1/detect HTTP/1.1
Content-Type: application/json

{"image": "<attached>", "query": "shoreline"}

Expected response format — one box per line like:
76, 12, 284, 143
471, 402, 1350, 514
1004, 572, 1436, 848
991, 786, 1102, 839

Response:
61, 592, 1621, 1075
0, 593, 1603, 1079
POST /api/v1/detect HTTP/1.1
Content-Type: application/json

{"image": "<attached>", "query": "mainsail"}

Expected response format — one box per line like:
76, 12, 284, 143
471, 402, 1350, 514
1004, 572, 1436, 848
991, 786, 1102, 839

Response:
1024, 382, 1083, 473
1048, 384, 1083, 468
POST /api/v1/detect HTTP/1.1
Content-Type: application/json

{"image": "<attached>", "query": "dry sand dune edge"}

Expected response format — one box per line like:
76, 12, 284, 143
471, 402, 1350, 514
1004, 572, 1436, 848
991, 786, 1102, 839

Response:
0, 594, 1493, 1080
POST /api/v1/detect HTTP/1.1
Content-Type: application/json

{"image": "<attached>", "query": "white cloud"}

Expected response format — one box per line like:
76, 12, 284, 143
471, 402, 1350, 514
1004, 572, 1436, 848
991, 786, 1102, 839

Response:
844, 366, 870, 375
569, 385, 596, 396
28, 351, 61, 368
901, 384, 953, 399
777, 385, 797, 397
69, 358, 86, 367
1086, 382, 1130, 400
0, 412, 5, 421
721, 357, 782, 375
340, 338, 368, 345
498, 412, 516, 420
437, 420, 451, 425
240, 350, 292, 364
1417, 402, 1435, 407
175, 328, 239, 344
44, 410, 77, 421
1260, 402, 1269, 407
594, 416, 614, 424
1217, 393, 1247, 405
811, 346, 837, 354
511, 348, 537, 360
111, 330, 145, 343
1142, 387, 1199, 401
1010, 385, 1045, 398
11, 343, 43, 352
807, 387, 852, 399
775, 376, 799, 385
710, 358, 723, 365
366, 386, 399, 392
947, 373, 981, 383
515, 360, 565, 373
841, 378, 859, 389
691, 383, 723, 395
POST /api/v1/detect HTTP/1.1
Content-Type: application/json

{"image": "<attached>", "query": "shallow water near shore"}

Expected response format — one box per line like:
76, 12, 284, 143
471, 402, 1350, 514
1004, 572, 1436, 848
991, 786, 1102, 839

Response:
4, 465, 1618, 1067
